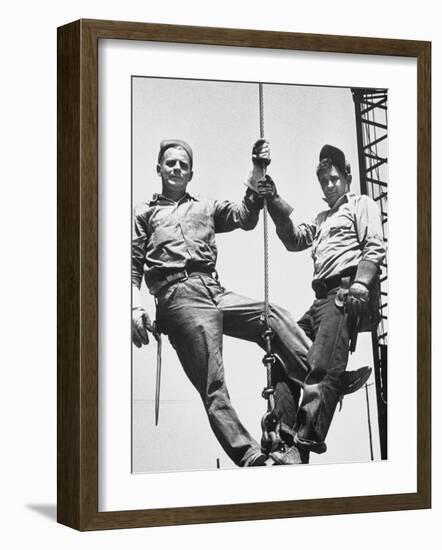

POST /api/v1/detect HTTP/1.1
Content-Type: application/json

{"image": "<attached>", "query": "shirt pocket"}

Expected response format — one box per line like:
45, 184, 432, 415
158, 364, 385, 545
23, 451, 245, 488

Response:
328, 220, 354, 238
182, 212, 215, 247
148, 217, 181, 250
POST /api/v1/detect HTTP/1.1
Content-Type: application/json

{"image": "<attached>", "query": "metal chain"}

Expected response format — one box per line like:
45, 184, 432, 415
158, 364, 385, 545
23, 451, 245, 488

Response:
258, 83, 282, 454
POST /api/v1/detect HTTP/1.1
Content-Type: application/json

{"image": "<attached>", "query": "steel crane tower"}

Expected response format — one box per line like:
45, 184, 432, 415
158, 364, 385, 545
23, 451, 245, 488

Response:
352, 88, 388, 460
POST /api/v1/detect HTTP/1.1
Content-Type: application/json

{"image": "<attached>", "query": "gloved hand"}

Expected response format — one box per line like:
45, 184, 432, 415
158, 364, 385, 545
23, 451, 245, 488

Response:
244, 175, 278, 210
345, 259, 378, 317
252, 138, 271, 168
345, 282, 369, 317
248, 139, 272, 189
255, 174, 277, 201
132, 306, 154, 348
244, 187, 264, 210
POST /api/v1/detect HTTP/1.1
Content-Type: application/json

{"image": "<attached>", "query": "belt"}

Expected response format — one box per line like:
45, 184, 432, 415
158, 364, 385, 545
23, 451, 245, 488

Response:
149, 266, 217, 296
312, 267, 357, 299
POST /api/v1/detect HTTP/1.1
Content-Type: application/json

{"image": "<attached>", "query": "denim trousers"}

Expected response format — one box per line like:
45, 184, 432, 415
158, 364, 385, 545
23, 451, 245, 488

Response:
289, 287, 351, 453
156, 273, 310, 467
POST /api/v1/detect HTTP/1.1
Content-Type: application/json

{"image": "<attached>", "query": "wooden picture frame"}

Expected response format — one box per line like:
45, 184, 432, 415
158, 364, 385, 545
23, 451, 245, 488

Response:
57, 18, 431, 530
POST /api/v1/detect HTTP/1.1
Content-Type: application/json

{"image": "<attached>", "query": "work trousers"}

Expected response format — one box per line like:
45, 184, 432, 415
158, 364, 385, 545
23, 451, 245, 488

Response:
289, 287, 351, 453
156, 273, 310, 467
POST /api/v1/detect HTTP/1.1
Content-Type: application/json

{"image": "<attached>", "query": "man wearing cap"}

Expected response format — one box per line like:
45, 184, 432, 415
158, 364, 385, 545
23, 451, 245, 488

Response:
132, 139, 315, 467
256, 143, 386, 456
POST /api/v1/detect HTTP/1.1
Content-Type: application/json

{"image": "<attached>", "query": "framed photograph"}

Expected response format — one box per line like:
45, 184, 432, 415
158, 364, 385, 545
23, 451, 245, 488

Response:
57, 19, 431, 530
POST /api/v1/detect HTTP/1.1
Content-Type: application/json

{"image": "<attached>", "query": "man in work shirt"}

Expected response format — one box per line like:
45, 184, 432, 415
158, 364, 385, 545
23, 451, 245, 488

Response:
258, 143, 386, 456
132, 138, 315, 467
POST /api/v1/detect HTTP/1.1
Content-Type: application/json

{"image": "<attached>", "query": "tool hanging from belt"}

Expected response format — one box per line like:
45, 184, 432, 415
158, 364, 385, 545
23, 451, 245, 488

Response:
153, 322, 162, 426
151, 305, 163, 426
257, 83, 283, 455
333, 276, 360, 353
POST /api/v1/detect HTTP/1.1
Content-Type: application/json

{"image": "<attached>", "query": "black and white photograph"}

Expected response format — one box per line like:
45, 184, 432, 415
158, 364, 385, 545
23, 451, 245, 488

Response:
131, 76, 389, 473
1, 0, 437, 542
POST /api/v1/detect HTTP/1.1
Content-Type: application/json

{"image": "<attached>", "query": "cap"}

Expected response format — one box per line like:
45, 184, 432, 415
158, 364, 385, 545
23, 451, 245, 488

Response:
319, 144, 348, 174
158, 140, 193, 167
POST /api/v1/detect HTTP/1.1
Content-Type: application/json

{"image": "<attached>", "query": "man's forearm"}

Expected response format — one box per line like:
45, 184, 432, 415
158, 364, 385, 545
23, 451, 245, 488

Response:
267, 194, 294, 222
266, 194, 314, 252
354, 259, 379, 289
235, 189, 261, 230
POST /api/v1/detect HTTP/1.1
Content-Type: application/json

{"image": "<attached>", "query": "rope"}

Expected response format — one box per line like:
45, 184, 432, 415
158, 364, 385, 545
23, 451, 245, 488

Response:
259, 83, 265, 138
263, 203, 270, 326
259, 83, 271, 327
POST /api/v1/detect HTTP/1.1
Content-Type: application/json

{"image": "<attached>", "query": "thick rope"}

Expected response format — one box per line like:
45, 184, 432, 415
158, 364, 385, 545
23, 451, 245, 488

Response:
259, 82, 265, 138
263, 201, 270, 326
259, 83, 271, 327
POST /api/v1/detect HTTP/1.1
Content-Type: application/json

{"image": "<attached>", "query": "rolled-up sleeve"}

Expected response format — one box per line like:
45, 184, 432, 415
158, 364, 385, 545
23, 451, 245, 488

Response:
213, 191, 260, 233
132, 205, 149, 289
355, 195, 386, 266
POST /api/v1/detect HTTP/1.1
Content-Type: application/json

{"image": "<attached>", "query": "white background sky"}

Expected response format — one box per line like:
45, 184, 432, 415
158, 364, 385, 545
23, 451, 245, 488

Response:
132, 77, 381, 472
2, 1, 440, 548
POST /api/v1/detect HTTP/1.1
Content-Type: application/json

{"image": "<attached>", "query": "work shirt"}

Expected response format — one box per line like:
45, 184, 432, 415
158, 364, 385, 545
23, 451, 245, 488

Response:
274, 192, 386, 283
132, 191, 259, 292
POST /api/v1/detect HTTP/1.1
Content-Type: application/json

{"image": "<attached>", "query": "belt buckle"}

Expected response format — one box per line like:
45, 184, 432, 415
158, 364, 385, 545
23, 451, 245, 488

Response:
165, 270, 188, 284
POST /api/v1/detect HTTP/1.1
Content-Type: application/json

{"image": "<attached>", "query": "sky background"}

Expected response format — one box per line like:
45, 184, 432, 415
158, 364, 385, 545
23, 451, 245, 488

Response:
132, 76, 385, 473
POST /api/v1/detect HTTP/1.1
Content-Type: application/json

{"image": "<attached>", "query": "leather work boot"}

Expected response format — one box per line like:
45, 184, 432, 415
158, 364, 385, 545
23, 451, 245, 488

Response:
248, 454, 270, 466
338, 366, 372, 411
341, 366, 372, 396
269, 445, 303, 465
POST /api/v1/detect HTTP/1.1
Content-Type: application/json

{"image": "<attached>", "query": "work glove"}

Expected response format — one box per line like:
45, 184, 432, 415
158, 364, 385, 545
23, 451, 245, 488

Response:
244, 187, 264, 210
132, 306, 154, 348
255, 174, 277, 201
244, 175, 278, 211
247, 139, 272, 192
252, 138, 271, 169
345, 260, 378, 317
255, 174, 294, 222
345, 282, 369, 317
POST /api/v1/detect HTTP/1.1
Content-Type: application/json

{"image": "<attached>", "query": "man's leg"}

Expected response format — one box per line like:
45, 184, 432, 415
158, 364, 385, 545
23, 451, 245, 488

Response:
267, 305, 317, 462
214, 285, 310, 385
294, 292, 350, 453
210, 281, 311, 459
157, 276, 263, 467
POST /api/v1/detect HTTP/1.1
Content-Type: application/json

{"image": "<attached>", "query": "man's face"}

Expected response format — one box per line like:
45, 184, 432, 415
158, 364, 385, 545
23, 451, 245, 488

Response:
317, 164, 350, 207
157, 147, 193, 195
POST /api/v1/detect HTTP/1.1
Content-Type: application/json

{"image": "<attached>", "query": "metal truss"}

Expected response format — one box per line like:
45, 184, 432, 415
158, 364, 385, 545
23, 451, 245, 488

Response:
352, 88, 388, 459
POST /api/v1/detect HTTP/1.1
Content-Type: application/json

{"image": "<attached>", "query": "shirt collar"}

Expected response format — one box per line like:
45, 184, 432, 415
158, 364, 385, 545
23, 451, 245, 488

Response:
323, 191, 354, 212
150, 191, 199, 205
